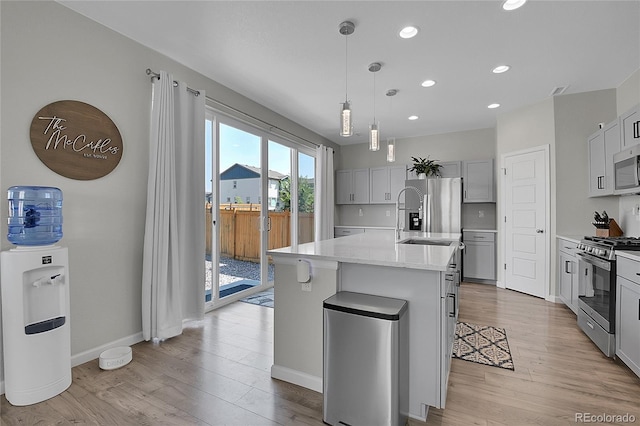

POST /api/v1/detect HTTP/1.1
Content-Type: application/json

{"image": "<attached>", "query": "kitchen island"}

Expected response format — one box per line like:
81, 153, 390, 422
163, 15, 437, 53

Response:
268, 231, 461, 421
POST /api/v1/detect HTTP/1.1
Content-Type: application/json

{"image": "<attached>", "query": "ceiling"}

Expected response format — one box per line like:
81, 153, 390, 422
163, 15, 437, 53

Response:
58, 1, 640, 146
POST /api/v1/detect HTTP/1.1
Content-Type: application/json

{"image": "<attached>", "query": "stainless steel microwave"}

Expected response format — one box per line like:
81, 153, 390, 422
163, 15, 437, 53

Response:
614, 146, 640, 195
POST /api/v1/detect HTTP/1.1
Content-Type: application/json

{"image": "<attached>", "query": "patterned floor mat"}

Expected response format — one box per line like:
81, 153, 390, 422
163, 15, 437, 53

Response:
452, 322, 514, 370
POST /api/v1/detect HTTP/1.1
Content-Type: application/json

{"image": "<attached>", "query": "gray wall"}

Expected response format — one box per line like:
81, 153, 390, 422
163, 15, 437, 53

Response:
554, 89, 618, 236
337, 127, 497, 228
496, 97, 556, 293
0, 0, 335, 387
618, 69, 640, 236
495, 85, 635, 297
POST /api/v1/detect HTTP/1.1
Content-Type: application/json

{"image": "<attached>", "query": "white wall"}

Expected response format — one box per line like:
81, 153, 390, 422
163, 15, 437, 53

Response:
0, 0, 335, 387
337, 128, 497, 227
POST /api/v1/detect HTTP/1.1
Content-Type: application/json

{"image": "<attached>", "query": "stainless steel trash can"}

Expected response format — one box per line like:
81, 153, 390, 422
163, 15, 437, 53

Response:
323, 291, 408, 426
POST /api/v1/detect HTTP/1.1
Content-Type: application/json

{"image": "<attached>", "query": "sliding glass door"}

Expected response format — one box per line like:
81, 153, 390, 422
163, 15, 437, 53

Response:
205, 108, 316, 310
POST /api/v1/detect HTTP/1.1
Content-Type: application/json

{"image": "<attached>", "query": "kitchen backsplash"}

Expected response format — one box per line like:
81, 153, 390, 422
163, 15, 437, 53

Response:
618, 195, 640, 237
336, 203, 497, 230
461, 203, 497, 229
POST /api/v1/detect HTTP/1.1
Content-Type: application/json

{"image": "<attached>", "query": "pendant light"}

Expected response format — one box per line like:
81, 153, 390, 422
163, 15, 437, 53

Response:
339, 21, 355, 137
386, 89, 397, 162
368, 62, 381, 151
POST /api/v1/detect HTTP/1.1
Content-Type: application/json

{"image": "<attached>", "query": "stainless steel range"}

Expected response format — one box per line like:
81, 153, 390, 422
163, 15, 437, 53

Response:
576, 236, 640, 356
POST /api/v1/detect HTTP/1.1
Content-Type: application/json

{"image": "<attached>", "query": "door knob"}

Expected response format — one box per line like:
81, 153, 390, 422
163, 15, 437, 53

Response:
536, 229, 544, 233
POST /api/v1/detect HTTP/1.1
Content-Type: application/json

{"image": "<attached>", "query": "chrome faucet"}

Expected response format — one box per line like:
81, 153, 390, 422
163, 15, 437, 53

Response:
396, 186, 426, 239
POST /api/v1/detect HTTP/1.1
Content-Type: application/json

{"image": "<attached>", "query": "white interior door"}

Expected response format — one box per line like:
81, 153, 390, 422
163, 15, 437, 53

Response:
503, 146, 549, 298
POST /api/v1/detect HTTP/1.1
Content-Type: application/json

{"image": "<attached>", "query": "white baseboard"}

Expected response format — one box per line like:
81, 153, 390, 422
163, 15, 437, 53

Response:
496, 280, 506, 289
546, 294, 562, 303
270, 364, 322, 393
0, 380, 4, 395
71, 332, 144, 367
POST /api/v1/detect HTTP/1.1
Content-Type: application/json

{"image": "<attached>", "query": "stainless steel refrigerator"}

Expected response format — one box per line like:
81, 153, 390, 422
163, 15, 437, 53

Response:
403, 177, 462, 233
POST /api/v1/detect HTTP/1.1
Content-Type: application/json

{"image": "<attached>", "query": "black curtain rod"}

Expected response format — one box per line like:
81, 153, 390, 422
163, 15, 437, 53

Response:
145, 68, 320, 148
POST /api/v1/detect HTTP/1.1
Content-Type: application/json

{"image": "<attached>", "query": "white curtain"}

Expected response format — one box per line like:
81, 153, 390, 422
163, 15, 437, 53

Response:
142, 71, 205, 341
315, 144, 335, 241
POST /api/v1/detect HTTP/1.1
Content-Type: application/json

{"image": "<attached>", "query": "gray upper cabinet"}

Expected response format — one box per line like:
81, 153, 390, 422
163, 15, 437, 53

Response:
588, 120, 620, 197
620, 104, 640, 149
439, 161, 462, 178
463, 159, 495, 203
336, 168, 370, 204
370, 165, 407, 204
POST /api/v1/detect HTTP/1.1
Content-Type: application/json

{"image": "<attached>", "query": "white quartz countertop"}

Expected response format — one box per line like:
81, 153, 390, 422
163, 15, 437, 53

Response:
557, 235, 583, 244
334, 225, 394, 230
268, 231, 461, 271
615, 250, 640, 262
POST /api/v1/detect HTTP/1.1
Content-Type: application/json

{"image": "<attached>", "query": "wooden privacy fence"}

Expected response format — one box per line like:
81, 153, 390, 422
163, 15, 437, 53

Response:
205, 204, 314, 263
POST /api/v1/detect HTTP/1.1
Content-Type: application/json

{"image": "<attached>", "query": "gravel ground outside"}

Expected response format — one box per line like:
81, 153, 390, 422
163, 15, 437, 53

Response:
205, 256, 274, 291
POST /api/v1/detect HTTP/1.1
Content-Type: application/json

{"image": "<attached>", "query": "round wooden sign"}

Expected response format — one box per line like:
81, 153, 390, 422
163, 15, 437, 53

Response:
30, 100, 123, 180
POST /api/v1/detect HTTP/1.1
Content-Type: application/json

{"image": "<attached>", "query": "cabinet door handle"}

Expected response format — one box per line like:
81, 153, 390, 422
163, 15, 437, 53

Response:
448, 293, 456, 317
638, 299, 640, 321
634, 120, 640, 139
565, 260, 571, 274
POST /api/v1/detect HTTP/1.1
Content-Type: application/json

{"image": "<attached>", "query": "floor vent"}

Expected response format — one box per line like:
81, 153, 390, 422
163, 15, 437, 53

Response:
550, 85, 569, 96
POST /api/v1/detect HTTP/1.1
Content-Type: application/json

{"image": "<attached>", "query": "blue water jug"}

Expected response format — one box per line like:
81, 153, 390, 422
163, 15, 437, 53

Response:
7, 186, 63, 246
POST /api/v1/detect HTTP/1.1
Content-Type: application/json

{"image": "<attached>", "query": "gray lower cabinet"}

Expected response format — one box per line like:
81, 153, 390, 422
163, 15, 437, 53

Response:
557, 238, 579, 314
615, 255, 640, 378
462, 231, 496, 282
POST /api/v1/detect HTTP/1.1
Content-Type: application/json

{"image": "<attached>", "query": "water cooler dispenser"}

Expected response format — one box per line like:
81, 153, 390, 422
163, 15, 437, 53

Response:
0, 186, 71, 405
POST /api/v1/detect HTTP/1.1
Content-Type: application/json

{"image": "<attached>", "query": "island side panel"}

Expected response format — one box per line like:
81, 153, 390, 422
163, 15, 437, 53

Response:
339, 263, 443, 421
271, 256, 338, 392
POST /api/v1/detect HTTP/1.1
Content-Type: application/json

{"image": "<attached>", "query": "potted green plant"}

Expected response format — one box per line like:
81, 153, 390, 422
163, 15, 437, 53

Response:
409, 156, 442, 179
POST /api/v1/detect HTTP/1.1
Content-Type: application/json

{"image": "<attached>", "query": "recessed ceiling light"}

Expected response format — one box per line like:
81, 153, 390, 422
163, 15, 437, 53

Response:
492, 65, 510, 74
421, 79, 436, 88
502, 0, 527, 11
488, 103, 501, 109
399, 26, 418, 39
408, 115, 419, 120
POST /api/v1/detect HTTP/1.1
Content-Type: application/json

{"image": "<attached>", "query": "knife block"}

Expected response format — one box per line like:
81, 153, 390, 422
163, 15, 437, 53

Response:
595, 219, 623, 237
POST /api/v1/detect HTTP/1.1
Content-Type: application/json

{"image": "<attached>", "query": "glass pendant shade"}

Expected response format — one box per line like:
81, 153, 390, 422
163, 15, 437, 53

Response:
369, 123, 380, 151
340, 101, 352, 137
387, 137, 396, 162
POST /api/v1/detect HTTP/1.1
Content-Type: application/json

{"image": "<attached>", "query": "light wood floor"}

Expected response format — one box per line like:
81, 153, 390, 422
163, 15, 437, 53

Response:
2, 283, 640, 425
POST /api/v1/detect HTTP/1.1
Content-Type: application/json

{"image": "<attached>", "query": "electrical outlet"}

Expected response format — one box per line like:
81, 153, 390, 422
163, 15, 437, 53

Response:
386, 210, 390, 217
358, 208, 363, 217
479, 210, 485, 218
301, 282, 312, 292
634, 204, 640, 215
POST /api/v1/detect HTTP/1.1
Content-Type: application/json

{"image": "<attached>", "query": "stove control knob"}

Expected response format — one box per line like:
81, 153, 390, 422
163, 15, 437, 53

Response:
587, 247, 593, 253
596, 249, 605, 256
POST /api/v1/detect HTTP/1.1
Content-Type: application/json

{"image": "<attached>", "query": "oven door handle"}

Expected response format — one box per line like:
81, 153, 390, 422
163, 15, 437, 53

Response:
575, 252, 612, 272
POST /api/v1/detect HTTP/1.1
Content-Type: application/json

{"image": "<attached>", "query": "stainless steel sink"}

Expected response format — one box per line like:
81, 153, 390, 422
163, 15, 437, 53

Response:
397, 239, 452, 246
